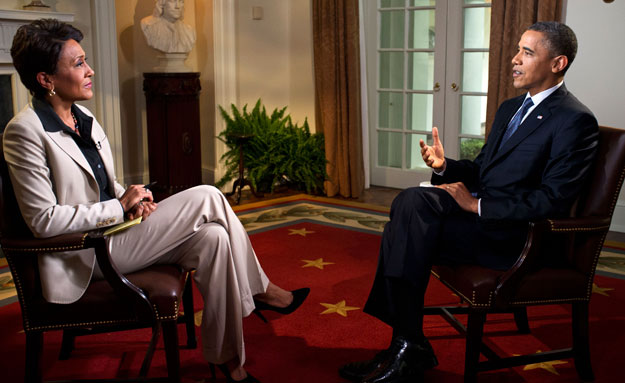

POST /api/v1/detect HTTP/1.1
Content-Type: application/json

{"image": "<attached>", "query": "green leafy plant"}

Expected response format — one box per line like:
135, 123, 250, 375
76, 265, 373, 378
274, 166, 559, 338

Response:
459, 138, 484, 160
216, 99, 327, 194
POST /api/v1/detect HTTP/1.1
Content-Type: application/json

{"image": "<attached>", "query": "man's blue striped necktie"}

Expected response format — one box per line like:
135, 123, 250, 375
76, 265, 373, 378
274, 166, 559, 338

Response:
499, 97, 534, 150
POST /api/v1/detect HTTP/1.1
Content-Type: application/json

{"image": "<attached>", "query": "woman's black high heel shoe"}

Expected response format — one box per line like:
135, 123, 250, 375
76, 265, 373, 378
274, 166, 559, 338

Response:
253, 288, 310, 323
217, 364, 260, 382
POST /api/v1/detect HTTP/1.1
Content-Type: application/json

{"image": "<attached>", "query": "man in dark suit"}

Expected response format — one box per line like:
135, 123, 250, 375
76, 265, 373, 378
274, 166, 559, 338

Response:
339, 21, 598, 383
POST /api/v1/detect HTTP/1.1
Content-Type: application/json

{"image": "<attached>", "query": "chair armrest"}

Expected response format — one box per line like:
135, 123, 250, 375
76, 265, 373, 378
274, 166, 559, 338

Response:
1, 233, 155, 319
493, 216, 611, 305
545, 216, 612, 232
0, 232, 90, 252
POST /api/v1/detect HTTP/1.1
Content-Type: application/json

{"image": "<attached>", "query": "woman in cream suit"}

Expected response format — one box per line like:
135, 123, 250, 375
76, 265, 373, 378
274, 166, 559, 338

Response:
4, 19, 308, 383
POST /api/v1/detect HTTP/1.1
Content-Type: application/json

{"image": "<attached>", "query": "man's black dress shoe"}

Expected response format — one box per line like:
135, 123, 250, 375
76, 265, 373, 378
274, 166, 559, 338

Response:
340, 336, 438, 383
253, 288, 310, 323
339, 349, 390, 382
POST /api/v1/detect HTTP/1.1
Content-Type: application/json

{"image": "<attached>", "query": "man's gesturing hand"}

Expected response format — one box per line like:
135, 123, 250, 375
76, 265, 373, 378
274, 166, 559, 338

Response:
420, 127, 446, 171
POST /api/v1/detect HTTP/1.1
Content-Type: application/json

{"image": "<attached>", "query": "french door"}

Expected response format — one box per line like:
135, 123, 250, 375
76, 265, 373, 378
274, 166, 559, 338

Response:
364, 0, 491, 188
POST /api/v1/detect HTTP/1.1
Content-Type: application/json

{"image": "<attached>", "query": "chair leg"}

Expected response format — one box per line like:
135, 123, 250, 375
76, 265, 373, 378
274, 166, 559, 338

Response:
464, 311, 486, 383
513, 307, 531, 334
58, 330, 76, 360
25, 331, 43, 383
139, 323, 162, 378
572, 302, 594, 382
162, 320, 181, 383
182, 275, 197, 349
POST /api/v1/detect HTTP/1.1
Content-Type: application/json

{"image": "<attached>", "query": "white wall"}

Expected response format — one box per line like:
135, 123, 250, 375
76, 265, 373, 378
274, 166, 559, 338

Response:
234, 0, 315, 129
565, 0, 625, 232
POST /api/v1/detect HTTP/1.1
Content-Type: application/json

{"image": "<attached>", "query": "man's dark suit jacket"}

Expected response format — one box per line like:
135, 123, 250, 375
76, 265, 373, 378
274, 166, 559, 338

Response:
430, 84, 598, 269
434, 84, 598, 221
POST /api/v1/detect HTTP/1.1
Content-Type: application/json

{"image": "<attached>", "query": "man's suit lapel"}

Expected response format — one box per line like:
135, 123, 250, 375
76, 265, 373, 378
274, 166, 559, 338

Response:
482, 96, 524, 167
481, 85, 567, 174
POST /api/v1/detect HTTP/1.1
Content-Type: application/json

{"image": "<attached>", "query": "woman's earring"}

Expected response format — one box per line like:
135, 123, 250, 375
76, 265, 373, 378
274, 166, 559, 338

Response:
48, 87, 56, 97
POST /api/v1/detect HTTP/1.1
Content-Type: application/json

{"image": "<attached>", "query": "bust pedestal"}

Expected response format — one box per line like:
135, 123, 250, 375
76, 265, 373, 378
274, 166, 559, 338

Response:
154, 52, 191, 73
143, 72, 201, 200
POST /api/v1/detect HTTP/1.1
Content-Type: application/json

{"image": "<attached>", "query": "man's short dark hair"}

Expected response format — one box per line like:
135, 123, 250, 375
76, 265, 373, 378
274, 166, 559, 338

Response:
10, 19, 84, 98
528, 21, 577, 75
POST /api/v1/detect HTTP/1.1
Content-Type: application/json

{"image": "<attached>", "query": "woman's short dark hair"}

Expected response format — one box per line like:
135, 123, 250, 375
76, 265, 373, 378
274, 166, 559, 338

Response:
10, 19, 84, 98
528, 21, 577, 75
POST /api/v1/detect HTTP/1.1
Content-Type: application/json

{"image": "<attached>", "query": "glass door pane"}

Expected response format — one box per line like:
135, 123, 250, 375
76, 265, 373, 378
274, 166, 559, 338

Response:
368, 0, 456, 188
458, 2, 490, 160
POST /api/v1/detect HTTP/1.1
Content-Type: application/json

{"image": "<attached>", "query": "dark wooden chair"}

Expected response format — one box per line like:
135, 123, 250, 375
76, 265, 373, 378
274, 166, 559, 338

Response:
0, 135, 197, 383
425, 126, 625, 382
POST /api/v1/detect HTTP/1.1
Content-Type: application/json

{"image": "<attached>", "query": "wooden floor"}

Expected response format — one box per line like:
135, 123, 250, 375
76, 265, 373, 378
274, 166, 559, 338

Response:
227, 185, 625, 242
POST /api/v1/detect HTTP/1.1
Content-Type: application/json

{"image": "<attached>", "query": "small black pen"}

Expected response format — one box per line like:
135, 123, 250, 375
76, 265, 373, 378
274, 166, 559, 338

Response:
144, 181, 157, 190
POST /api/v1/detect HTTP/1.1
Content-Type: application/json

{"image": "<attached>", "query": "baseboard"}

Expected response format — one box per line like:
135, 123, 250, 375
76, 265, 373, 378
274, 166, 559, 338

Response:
610, 199, 625, 233
202, 166, 215, 185
611, 200, 625, 233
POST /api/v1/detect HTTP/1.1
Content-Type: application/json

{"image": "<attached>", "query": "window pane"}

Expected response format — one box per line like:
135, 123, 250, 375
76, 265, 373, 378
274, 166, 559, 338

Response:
463, 7, 491, 49
378, 131, 403, 168
461, 95, 487, 136
409, 0, 435, 6
408, 10, 435, 49
406, 133, 431, 169
379, 92, 404, 129
464, 0, 491, 4
462, 52, 489, 93
379, 52, 404, 89
407, 52, 434, 91
459, 137, 484, 160
380, 11, 405, 49
406, 93, 433, 131
381, 0, 405, 7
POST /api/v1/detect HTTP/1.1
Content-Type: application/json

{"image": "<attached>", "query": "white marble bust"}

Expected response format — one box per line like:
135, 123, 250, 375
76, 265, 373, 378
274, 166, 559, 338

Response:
140, 0, 196, 54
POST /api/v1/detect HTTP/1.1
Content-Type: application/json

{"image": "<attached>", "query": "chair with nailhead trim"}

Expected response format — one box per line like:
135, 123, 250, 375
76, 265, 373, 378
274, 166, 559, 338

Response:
424, 126, 625, 383
0, 135, 197, 383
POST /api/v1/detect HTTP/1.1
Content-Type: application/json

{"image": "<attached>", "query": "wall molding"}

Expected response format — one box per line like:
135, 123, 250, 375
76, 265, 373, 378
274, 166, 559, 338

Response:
90, 0, 124, 184
0, 9, 74, 64
212, 0, 237, 187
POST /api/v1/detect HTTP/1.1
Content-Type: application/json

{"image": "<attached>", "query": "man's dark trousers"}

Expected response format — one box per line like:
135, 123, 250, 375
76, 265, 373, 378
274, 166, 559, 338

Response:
363, 186, 526, 337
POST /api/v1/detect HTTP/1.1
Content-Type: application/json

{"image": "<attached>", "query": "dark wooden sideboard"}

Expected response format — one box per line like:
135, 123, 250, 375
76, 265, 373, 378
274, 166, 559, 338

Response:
143, 72, 201, 200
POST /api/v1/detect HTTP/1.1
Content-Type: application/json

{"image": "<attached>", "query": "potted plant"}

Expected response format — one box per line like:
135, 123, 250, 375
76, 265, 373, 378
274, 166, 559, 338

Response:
216, 99, 327, 195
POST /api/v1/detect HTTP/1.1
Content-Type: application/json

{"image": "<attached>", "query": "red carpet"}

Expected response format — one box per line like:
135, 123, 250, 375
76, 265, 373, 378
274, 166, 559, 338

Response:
1, 197, 624, 382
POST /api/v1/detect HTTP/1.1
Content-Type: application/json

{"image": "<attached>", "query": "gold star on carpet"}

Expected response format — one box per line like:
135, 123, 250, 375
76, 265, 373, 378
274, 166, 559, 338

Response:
302, 258, 335, 269
592, 282, 614, 297
289, 227, 315, 236
521, 350, 568, 375
320, 300, 360, 317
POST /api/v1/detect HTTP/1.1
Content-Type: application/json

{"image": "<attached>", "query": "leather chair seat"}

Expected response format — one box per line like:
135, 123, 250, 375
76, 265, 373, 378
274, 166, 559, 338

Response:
24, 264, 188, 331
432, 264, 503, 307
511, 268, 588, 304
433, 264, 588, 308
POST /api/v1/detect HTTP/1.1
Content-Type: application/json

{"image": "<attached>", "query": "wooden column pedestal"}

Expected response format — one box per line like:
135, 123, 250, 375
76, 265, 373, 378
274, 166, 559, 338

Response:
143, 72, 201, 200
